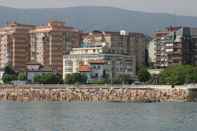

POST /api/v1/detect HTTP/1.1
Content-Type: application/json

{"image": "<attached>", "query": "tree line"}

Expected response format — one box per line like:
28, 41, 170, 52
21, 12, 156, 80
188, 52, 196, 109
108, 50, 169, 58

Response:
2, 64, 197, 85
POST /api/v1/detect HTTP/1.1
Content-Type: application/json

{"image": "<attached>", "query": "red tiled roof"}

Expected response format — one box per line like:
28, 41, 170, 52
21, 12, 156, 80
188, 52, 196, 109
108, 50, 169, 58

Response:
155, 32, 168, 37
79, 65, 91, 72
89, 60, 106, 64
166, 26, 181, 32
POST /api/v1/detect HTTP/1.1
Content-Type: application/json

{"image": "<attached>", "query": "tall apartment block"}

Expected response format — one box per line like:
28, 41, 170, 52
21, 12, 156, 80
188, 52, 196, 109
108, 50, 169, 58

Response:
81, 31, 147, 70
81, 31, 128, 55
190, 28, 197, 65
149, 26, 197, 68
30, 21, 80, 73
148, 27, 177, 67
0, 22, 35, 71
128, 33, 147, 67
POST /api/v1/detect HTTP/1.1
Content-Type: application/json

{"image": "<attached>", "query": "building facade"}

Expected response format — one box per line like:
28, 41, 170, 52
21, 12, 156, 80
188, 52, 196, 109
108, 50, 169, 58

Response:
81, 31, 147, 70
148, 27, 175, 67
26, 61, 53, 82
128, 33, 147, 67
63, 44, 135, 82
149, 26, 197, 68
0, 22, 35, 71
30, 21, 80, 74
0, 21, 147, 77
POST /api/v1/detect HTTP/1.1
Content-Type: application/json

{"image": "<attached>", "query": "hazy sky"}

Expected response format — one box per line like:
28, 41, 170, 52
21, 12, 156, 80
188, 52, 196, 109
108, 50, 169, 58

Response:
0, 0, 195, 16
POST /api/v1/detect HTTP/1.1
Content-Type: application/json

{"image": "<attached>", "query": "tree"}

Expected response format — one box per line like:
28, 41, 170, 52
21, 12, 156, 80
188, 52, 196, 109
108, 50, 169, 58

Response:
33, 73, 63, 84
137, 67, 151, 82
64, 74, 74, 84
64, 73, 87, 84
4, 65, 16, 75
2, 74, 17, 84
17, 72, 27, 81
2, 65, 17, 84
159, 65, 197, 85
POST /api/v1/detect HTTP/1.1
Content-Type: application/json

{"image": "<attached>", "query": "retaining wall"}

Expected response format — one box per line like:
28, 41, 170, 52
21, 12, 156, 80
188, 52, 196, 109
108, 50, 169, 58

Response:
0, 85, 195, 102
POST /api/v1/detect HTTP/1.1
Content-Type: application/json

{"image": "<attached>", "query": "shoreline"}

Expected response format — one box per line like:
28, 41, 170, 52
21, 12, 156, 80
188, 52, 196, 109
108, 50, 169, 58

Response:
0, 84, 196, 102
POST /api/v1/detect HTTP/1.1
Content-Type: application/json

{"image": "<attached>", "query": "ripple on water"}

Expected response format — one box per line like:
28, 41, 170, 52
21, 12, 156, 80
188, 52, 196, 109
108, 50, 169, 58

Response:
0, 102, 196, 131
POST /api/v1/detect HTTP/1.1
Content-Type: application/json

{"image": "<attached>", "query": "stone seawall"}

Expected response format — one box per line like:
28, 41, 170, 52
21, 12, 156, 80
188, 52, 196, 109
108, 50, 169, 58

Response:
0, 85, 195, 102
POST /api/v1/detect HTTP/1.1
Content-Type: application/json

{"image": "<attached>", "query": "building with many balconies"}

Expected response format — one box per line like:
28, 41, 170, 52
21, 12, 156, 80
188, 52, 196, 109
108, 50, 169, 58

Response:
80, 31, 147, 70
30, 21, 80, 74
0, 21, 35, 71
63, 41, 135, 82
149, 26, 197, 68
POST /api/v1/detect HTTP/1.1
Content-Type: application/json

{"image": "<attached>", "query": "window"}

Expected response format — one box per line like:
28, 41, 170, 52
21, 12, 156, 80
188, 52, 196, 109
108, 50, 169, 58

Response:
97, 65, 100, 69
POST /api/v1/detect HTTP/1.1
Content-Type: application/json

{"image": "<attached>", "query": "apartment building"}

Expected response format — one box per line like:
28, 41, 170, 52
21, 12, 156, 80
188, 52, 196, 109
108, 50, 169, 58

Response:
63, 43, 135, 81
128, 33, 147, 67
149, 26, 197, 68
148, 27, 178, 67
81, 31, 128, 54
81, 31, 147, 70
30, 21, 80, 74
0, 21, 35, 71
187, 28, 197, 65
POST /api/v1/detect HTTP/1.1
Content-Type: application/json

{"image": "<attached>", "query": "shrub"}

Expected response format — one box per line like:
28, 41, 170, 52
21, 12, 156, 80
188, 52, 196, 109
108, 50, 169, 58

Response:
2, 74, 17, 84
33, 73, 63, 84
64, 73, 87, 84
137, 67, 151, 82
2, 65, 17, 84
17, 72, 27, 81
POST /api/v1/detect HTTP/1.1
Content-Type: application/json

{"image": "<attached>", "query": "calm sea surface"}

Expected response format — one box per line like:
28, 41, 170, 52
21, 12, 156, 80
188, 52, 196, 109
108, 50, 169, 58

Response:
0, 102, 196, 131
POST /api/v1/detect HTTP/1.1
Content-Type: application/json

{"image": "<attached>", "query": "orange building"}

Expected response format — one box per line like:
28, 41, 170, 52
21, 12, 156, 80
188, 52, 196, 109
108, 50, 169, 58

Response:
0, 22, 35, 71
30, 21, 80, 74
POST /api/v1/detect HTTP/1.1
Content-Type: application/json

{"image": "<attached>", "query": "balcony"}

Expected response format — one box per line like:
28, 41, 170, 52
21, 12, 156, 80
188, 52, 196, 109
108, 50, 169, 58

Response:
173, 51, 182, 55
165, 49, 173, 52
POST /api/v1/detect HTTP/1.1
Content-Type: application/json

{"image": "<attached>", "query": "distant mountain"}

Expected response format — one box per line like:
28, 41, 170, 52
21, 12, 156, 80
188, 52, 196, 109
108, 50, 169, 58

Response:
1, 6, 197, 34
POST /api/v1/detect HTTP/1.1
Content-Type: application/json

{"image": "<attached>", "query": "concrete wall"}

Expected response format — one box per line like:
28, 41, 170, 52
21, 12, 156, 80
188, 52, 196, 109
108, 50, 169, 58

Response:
0, 85, 194, 102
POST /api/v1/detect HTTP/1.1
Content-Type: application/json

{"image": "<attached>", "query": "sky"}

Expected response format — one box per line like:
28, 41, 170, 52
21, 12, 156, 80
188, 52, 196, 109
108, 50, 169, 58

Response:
0, 0, 195, 16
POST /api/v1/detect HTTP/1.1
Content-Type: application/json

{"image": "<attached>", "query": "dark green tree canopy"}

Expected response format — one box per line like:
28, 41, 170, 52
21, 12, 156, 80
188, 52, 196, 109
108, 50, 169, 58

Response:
2, 65, 17, 83
4, 65, 16, 75
159, 65, 197, 85
33, 73, 63, 84
2, 74, 17, 84
137, 67, 151, 82
64, 73, 87, 84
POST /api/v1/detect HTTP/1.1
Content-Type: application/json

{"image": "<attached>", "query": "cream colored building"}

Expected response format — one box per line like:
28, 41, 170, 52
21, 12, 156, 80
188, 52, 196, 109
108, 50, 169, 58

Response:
81, 31, 129, 55
81, 31, 147, 70
63, 45, 135, 81
148, 40, 157, 64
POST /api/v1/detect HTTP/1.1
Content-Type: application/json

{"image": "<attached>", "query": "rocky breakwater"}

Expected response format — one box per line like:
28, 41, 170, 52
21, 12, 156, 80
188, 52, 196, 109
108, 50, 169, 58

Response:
0, 85, 193, 102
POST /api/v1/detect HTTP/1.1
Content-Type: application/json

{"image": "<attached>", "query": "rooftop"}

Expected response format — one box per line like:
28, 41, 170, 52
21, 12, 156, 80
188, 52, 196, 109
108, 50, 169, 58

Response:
79, 65, 91, 72
89, 60, 107, 64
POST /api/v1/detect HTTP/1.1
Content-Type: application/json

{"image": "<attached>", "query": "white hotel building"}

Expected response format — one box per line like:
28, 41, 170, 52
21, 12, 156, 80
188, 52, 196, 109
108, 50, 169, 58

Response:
63, 46, 135, 82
